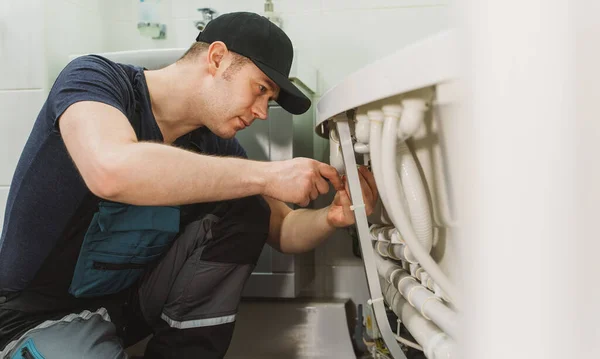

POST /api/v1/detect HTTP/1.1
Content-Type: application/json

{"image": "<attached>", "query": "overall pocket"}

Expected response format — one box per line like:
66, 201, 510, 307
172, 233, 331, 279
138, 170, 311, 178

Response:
69, 202, 180, 298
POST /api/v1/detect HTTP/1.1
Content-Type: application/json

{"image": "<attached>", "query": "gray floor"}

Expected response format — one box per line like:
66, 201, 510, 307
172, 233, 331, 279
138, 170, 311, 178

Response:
126, 299, 359, 359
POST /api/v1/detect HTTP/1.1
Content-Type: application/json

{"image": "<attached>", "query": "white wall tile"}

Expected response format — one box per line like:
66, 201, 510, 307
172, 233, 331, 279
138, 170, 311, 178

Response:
0, 90, 45, 185
179, 0, 263, 21
102, 0, 135, 22
45, 0, 108, 86
0, 0, 45, 90
0, 187, 8, 234
271, 0, 321, 14
322, 0, 447, 12
171, 0, 191, 19
173, 18, 201, 48
105, 20, 178, 52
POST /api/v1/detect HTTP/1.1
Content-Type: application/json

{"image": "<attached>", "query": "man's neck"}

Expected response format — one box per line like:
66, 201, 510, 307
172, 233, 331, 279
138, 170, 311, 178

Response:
144, 64, 205, 144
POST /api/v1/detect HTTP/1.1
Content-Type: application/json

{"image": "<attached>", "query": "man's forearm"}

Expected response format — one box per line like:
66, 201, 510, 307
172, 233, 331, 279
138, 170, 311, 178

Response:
103, 142, 267, 205
277, 206, 337, 254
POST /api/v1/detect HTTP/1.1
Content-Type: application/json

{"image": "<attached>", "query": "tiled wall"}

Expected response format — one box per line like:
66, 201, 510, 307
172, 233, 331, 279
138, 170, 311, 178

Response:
97, 0, 450, 305
102, 0, 449, 96
0, 0, 108, 232
0, 0, 46, 232
45, 0, 109, 89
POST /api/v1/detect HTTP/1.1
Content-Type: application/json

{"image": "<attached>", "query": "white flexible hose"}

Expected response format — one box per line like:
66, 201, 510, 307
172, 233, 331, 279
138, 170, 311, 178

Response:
396, 141, 433, 251
380, 109, 459, 305
368, 111, 393, 219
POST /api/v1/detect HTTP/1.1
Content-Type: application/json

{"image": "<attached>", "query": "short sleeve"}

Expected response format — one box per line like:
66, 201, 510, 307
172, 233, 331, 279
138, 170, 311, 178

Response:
48, 55, 132, 133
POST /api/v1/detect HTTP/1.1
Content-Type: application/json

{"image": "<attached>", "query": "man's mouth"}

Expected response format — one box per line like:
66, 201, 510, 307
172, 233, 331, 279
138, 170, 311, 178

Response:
238, 117, 250, 128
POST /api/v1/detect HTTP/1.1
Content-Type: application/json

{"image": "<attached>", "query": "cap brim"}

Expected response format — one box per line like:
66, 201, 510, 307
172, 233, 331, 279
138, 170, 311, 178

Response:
252, 60, 311, 115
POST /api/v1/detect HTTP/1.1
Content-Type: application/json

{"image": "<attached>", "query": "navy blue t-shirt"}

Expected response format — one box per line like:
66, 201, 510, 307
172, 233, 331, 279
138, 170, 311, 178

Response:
0, 55, 246, 296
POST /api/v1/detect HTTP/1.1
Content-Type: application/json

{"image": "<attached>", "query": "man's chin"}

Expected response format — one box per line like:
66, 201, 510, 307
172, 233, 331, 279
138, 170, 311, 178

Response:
215, 128, 237, 139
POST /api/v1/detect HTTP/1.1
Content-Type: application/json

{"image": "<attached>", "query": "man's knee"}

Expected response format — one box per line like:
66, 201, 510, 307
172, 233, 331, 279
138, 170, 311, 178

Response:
1, 309, 126, 359
201, 195, 271, 264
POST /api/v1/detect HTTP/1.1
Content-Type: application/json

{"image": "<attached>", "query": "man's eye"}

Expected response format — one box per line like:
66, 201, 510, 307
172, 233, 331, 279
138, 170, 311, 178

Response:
259, 85, 267, 93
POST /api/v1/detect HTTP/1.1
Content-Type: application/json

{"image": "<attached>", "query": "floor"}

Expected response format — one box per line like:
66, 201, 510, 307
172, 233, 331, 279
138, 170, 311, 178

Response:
126, 299, 359, 359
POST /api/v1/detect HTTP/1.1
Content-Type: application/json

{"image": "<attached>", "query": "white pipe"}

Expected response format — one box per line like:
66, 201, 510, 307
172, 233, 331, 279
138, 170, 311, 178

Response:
394, 334, 424, 351
329, 128, 345, 175
376, 254, 459, 340
396, 140, 433, 252
355, 114, 370, 144
380, 106, 459, 304
380, 278, 457, 359
391, 270, 459, 339
368, 110, 392, 214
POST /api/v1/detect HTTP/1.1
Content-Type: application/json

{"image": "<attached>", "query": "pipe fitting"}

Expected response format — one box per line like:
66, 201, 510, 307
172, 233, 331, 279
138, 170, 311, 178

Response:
382, 104, 403, 118
355, 114, 370, 143
398, 98, 427, 140
367, 109, 384, 123
353, 142, 370, 154
328, 128, 345, 175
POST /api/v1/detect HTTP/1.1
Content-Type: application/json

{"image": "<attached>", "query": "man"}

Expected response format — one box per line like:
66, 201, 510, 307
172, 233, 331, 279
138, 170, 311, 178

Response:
0, 12, 377, 359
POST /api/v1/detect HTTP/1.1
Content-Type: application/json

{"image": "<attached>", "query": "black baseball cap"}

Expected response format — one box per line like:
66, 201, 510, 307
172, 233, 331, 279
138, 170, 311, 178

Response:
196, 12, 311, 115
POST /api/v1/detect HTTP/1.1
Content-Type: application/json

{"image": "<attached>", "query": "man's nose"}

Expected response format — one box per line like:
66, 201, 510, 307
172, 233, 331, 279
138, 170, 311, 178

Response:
252, 99, 269, 120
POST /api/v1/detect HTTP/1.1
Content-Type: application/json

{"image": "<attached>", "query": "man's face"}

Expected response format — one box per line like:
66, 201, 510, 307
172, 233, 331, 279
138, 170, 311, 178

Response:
201, 57, 280, 139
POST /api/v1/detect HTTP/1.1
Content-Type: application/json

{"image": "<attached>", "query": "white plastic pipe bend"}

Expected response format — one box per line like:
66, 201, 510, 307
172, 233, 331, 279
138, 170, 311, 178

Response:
397, 98, 428, 140
355, 114, 370, 144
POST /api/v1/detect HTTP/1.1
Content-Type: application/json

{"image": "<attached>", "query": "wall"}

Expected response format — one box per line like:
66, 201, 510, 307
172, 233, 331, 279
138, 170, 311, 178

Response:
45, 0, 109, 89
102, 0, 450, 96
0, 0, 109, 234
0, 0, 45, 232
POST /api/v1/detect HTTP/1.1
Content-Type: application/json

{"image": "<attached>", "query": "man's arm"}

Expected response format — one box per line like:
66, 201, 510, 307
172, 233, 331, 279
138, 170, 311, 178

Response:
263, 196, 335, 254
59, 101, 342, 206
264, 166, 378, 254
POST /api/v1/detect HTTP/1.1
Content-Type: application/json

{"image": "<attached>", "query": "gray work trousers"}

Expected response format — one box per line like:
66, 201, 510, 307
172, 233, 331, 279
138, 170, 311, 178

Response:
0, 195, 271, 359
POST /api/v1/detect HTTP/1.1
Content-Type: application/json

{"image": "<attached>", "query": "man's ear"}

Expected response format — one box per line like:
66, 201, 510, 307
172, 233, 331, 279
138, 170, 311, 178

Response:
206, 41, 229, 76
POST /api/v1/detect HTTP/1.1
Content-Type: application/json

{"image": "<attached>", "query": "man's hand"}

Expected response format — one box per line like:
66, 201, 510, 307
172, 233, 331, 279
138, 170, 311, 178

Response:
263, 158, 343, 207
326, 166, 378, 228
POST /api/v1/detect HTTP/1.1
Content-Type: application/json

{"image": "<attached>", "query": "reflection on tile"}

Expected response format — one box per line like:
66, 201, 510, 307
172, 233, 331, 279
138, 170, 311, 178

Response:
0, 0, 44, 89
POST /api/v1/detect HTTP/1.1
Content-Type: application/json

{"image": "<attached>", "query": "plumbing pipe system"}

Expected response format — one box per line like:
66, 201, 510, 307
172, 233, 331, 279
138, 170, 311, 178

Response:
376, 253, 458, 339
380, 278, 457, 359
380, 104, 459, 304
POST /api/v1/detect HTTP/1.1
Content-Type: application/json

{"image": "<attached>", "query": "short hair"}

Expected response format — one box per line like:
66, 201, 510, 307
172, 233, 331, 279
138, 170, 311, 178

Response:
179, 41, 251, 80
